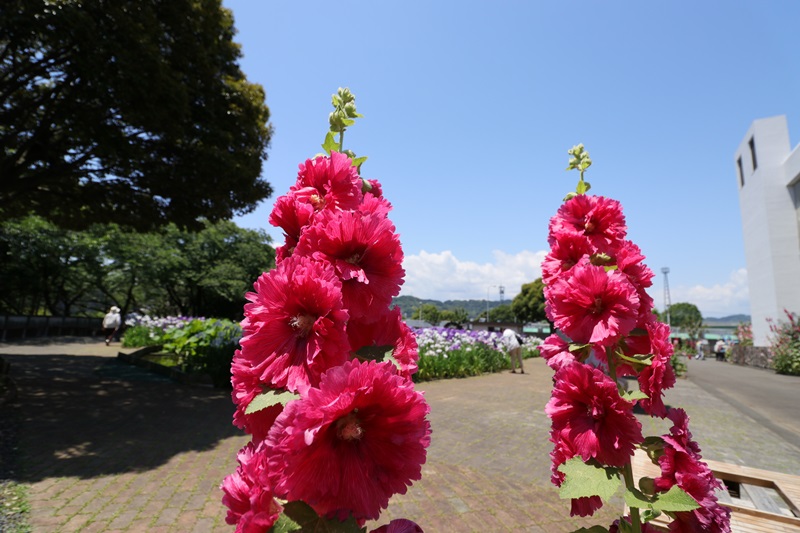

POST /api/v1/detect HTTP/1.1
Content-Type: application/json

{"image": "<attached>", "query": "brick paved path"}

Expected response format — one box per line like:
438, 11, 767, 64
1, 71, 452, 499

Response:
2, 339, 799, 532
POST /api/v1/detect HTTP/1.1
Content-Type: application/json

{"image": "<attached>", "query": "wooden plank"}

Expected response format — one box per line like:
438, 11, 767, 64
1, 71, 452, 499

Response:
740, 483, 788, 515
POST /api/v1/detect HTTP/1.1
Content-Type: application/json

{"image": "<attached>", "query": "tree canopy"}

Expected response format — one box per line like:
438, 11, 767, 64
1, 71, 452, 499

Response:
0, 0, 272, 230
0, 216, 275, 318
667, 302, 704, 341
511, 278, 547, 324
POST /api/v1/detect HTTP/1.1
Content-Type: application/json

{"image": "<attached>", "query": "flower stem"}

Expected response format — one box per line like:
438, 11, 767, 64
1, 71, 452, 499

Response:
339, 130, 345, 152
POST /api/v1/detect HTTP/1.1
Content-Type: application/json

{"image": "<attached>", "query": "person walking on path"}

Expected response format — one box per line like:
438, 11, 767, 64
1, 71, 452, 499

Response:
714, 339, 727, 362
102, 306, 121, 345
502, 328, 524, 374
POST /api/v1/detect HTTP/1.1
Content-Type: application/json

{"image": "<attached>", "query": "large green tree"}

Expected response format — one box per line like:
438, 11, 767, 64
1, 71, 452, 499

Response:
0, 217, 275, 318
667, 302, 704, 341
0, 0, 272, 230
511, 278, 547, 324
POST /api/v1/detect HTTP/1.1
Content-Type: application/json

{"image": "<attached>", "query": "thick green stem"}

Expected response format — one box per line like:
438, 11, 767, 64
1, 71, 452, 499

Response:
607, 351, 643, 532
338, 130, 345, 152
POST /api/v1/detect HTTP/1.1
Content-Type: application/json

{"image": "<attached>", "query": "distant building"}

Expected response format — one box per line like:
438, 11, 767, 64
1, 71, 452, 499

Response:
734, 115, 800, 346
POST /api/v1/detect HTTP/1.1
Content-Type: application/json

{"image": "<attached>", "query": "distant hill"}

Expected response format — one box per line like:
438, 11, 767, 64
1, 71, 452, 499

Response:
703, 314, 750, 326
391, 295, 505, 319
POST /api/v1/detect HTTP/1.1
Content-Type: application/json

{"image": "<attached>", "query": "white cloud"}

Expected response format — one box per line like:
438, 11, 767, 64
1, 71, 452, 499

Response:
401, 249, 547, 302
666, 268, 750, 318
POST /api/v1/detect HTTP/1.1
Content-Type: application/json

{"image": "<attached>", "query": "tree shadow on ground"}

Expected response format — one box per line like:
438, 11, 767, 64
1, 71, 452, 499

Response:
1, 353, 241, 483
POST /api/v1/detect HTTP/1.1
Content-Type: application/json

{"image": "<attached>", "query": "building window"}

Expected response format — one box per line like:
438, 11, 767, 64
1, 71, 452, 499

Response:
749, 137, 757, 170
737, 157, 744, 187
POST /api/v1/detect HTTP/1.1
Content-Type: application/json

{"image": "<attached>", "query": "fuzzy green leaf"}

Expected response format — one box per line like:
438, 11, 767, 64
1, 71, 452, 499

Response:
245, 389, 300, 415
322, 132, 338, 154
557, 458, 622, 500
624, 487, 653, 509
355, 344, 395, 361
570, 526, 610, 533
568, 343, 591, 353
277, 501, 366, 532
652, 485, 700, 512
563, 191, 578, 201
270, 513, 302, 533
351, 156, 368, 169
576, 180, 590, 195
622, 390, 650, 401
617, 352, 654, 366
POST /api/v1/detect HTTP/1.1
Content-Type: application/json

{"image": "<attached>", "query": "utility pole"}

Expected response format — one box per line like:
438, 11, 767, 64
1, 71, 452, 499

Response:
661, 267, 671, 326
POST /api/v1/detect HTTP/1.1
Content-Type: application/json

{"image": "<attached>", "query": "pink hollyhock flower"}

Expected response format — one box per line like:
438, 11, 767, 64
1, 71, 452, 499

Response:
296, 209, 405, 321
545, 259, 640, 345
541, 233, 594, 285
654, 409, 731, 533
547, 362, 643, 467
221, 442, 282, 532
268, 189, 316, 262
230, 353, 284, 443
290, 151, 363, 212
365, 178, 383, 198
266, 360, 431, 521
538, 334, 576, 370
370, 519, 424, 533
613, 240, 656, 322
238, 255, 350, 394
549, 194, 627, 250
636, 321, 677, 417
347, 307, 419, 379
359, 192, 393, 218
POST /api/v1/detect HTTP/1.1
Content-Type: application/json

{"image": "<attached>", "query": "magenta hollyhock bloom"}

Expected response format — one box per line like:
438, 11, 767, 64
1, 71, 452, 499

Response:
613, 240, 656, 322
636, 321, 677, 417
290, 151, 364, 212
549, 194, 627, 250
268, 189, 317, 261
347, 307, 419, 379
230, 352, 284, 442
238, 255, 350, 394
266, 360, 431, 521
221, 442, 282, 533
547, 362, 643, 467
370, 519, 424, 533
654, 409, 731, 533
541, 233, 594, 285
296, 209, 405, 321
365, 178, 383, 198
538, 334, 576, 370
545, 259, 640, 345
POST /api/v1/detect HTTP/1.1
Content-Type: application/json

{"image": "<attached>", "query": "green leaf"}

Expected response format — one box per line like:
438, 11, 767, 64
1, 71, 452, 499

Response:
354, 344, 395, 361
557, 458, 622, 500
270, 513, 302, 533
351, 156, 368, 169
576, 180, 589, 195
277, 501, 366, 532
570, 527, 610, 533
322, 132, 337, 154
617, 352, 654, 366
563, 191, 578, 201
568, 343, 591, 353
245, 389, 300, 415
622, 390, 650, 401
624, 487, 653, 509
652, 485, 700, 512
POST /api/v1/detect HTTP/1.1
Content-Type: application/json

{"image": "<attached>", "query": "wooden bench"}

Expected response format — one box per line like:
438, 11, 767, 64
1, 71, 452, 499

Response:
629, 449, 800, 532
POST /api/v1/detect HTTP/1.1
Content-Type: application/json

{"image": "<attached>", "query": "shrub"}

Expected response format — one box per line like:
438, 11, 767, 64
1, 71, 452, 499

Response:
121, 325, 165, 348
769, 310, 800, 376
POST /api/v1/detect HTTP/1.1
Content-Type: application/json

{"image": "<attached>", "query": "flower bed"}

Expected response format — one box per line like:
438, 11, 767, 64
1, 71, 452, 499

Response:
413, 327, 542, 381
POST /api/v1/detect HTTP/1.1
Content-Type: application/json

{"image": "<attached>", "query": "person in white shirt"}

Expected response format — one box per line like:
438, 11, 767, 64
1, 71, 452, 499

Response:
102, 306, 121, 345
502, 328, 524, 374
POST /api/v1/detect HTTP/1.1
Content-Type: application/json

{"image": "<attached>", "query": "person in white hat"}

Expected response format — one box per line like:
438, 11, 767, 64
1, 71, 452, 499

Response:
102, 306, 122, 345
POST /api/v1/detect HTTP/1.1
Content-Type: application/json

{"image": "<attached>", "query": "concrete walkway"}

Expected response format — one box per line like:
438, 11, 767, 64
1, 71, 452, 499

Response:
1, 338, 799, 532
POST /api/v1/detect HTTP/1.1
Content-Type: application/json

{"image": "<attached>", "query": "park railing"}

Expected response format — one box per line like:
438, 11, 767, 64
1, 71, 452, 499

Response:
0, 315, 101, 342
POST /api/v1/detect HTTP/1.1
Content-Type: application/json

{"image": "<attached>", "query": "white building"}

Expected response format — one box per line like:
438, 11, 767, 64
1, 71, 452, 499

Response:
735, 115, 800, 346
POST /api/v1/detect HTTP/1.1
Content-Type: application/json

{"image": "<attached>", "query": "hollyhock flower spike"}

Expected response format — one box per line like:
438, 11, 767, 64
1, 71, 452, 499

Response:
544, 144, 729, 533
225, 88, 431, 532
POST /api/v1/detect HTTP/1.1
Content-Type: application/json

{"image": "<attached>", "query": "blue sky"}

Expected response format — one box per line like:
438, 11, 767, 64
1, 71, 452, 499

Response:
225, 0, 800, 318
